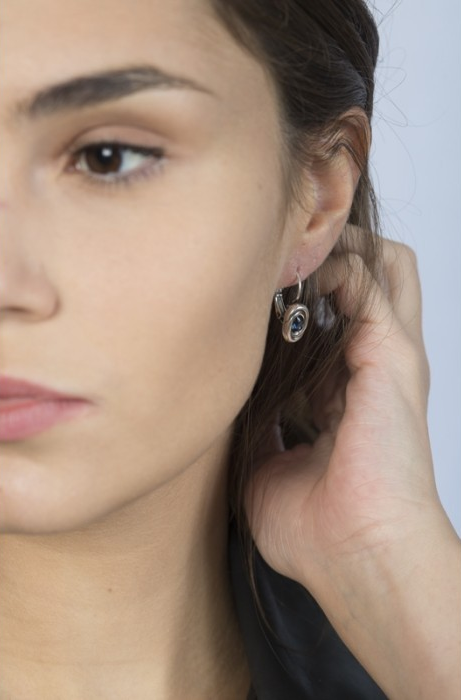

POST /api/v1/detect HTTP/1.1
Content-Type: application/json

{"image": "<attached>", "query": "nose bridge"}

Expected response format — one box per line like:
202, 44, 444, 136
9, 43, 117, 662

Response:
0, 17, 59, 321
0, 134, 30, 236
0, 110, 43, 236
0, 140, 12, 204
0, 119, 26, 204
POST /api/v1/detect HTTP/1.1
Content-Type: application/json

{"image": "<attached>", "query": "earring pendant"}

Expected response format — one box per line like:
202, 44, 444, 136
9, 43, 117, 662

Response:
274, 272, 309, 343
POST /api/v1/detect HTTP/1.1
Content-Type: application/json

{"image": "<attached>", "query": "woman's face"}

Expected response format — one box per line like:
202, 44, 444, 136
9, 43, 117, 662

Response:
0, 0, 299, 533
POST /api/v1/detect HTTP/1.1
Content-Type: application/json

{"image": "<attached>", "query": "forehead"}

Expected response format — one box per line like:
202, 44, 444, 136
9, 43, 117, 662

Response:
0, 0, 273, 118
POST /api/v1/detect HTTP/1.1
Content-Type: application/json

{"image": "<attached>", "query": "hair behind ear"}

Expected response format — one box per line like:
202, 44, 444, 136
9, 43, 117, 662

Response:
213, 0, 383, 573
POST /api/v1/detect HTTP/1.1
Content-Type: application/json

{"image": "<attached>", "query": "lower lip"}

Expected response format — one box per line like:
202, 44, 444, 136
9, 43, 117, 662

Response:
0, 398, 94, 441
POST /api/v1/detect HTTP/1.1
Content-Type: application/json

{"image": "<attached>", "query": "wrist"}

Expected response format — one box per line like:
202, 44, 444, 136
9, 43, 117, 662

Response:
305, 503, 459, 605
304, 510, 461, 699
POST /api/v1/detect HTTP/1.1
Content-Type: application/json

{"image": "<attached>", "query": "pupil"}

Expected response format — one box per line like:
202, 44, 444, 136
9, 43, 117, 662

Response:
86, 145, 122, 174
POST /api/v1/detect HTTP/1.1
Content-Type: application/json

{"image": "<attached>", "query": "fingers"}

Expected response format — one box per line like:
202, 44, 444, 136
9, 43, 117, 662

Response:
318, 252, 396, 366
381, 241, 424, 347
335, 225, 424, 344
316, 230, 429, 385
379, 239, 430, 394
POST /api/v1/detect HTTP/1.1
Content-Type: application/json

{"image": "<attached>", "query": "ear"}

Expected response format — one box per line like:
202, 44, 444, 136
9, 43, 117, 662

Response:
277, 109, 368, 288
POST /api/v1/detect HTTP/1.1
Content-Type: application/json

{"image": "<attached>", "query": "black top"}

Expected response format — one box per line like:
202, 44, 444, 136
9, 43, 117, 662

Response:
228, 519, 388, 700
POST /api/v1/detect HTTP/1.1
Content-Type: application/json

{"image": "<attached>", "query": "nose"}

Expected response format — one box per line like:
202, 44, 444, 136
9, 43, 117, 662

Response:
0, 203, 59, 322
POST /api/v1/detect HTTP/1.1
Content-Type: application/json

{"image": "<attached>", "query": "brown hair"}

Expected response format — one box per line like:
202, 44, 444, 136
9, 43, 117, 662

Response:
210, 1, 383, 538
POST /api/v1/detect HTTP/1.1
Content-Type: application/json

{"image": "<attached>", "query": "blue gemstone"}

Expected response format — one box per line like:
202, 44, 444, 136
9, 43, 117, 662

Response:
291, 314, 305, 333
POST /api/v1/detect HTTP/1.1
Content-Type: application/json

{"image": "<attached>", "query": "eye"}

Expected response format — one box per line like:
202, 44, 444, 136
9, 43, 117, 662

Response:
67, 141, 165, 188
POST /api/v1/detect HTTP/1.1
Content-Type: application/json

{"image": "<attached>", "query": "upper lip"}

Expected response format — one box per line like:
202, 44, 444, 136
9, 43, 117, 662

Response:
0, 375, 83, 401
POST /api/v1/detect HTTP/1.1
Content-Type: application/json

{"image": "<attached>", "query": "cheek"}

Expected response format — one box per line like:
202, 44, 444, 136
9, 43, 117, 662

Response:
85, 200, 277, 470
1, 139, 285, 534
36, 162, 283, 515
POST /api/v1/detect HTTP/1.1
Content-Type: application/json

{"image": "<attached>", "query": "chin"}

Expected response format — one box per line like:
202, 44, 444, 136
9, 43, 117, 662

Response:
0, 471, 107, 538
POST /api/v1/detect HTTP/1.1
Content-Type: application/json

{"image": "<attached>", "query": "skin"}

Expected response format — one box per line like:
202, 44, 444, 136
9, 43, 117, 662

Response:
0, 0, 355, 698
249, 241, 461, 698
1, 0, 460, 699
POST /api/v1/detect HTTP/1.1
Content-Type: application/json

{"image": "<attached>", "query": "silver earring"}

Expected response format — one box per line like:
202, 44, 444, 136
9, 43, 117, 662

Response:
273, 272, 309, 343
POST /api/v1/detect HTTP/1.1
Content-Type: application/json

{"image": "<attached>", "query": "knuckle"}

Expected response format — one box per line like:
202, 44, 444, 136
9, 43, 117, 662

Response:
384, 239, 418, 264
399, 242, 418, 264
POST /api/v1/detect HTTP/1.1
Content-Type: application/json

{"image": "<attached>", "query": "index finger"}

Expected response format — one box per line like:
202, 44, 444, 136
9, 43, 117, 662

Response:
328, 227, 424, 346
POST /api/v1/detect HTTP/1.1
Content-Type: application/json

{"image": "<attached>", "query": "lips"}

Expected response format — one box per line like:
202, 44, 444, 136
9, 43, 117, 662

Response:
0, 374, 80, 400
0, 375, 94, 441
0, 397, 52, 410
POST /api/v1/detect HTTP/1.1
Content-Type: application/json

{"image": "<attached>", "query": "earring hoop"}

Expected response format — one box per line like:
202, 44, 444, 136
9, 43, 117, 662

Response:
274, 272, 309, 343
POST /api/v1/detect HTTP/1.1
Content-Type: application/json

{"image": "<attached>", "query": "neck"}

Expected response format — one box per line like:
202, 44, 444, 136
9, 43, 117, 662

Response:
0, 433, 250, 699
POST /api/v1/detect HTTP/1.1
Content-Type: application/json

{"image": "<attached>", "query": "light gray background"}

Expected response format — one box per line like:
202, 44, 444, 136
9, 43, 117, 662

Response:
369, 1, 460, 534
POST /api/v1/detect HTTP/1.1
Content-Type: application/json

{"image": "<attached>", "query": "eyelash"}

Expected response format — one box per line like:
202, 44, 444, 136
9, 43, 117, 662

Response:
67, 141, 166, 189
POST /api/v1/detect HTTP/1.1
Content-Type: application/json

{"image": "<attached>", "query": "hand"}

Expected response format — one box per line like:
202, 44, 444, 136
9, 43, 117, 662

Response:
247, 232, 443, 587
245, 231, 461, 697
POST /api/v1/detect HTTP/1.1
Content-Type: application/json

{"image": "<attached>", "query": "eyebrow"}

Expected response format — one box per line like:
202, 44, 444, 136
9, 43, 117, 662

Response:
13, 64, 217, 121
